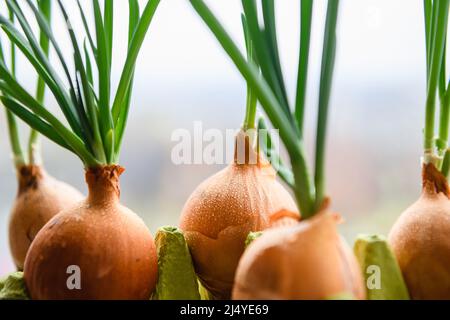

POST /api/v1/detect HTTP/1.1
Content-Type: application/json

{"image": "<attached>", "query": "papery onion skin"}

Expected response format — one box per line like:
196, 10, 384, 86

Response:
9, 165, 83, 270
389, 163, 450, 300
24, 166, 158, 300
180, 133, 299, 299
232, 204, 366, 300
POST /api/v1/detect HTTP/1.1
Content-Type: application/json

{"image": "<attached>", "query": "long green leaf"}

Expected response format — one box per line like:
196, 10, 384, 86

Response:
241, 0, 291, 118
77, 0, 98, 59
28, 0, 52, 164
104, 0, 114, 70
84, 41, 94, 85
35, 0, 51, 104
57, 0, 102, 157
112, 0, 161, 158
261, 0, 290, 114
60, 2, 107, 162
429, 1, 440, 78
295, 0, 313, 134
112, 0, 161, 123
314, 0, 339, 211
2, 7, 25, 167
0, 36, 4, 61
128, 0, 141, 43
242, 14, 258, 130
1, 96, 72, 151
439, 43, 447, 101
4, 108, 26, 166
113, 0, 141, 157
424, 0, 432, 81
92, 0, 111, 112
93, 0, 114, 162
258, 117, 294, 187
442, 148, 450, 177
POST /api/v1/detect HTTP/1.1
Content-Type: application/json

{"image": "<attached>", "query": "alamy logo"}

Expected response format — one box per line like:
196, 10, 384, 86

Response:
66, 265, 81, 290
366, 265, 381, 290
171, 122, 281, 166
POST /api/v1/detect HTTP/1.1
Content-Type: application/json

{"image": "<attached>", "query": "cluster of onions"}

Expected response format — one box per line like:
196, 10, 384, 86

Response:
0, 0, 83, 271
0, 0, 161, 299
180, 13, 299, 299
389, 0, 450, 300
190, 0, 365, 300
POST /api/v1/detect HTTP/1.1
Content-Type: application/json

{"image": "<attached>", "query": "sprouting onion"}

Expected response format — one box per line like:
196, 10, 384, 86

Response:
189, 0, 337, 219
389, 0, 450, 300
241, 14, 258, 131
0, 0, 51, 167
189, 0, 366, 300
179, 12, 299, 300
1, 0, 83, 271
0, 0, 161, 300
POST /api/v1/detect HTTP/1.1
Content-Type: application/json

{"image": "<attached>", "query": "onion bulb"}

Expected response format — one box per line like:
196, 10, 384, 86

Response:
24, 166, 158, 300
9, 165, 83, 270
389, 163, 450, 299
179, 131, 299, 299
233, 200, 366, 300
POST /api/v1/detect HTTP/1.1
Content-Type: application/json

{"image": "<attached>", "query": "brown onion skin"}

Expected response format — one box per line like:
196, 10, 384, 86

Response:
180, 132, 299, 299
232, 203, 366, 300
24, 166, 158, 300
389, 163, 450, 299
9, 165, 83, 270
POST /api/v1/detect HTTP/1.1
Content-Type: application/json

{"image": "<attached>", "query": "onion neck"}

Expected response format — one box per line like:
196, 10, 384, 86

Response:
85, 165, 124, 205
422, 162, 450, 198
17, 165, 44, 194
233, 130, 261, 166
